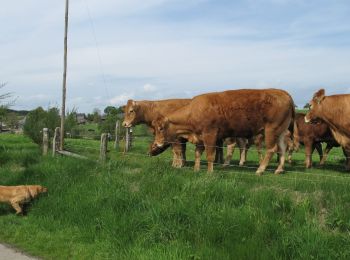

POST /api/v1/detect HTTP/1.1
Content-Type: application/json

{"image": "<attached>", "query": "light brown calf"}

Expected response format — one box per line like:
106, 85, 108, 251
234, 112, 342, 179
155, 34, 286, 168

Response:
122, 99, 190, 168
305, 89, 350, 170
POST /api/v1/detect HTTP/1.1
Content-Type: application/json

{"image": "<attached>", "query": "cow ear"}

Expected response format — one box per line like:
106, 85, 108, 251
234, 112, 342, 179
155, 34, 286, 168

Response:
313, 89, 325, 104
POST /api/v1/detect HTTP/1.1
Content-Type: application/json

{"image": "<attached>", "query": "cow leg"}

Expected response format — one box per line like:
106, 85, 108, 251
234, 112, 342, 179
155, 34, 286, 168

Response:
275, 130, 288, 175
342, 147, 350, 171
237, 138, 247, 166
304, 141, 313, 168
171, 142, 185, 168
314, 143, 323, 165
214, 139, 224, 164
287, 137, 294, 164
194, 144, 205, 171
203, 132, 218, 172
254, 134, 264, 163
181, 140, 187, 166
320, 143, 333, 166
256, 128, 279, 175
223, 140, 236, 167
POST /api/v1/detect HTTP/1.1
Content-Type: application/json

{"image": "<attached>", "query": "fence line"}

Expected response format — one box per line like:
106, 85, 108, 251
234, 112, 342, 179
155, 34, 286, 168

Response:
60, 133, 349, 162
118, 150, 350, 184
43, 126, 350, 180
47, 131, 350, 182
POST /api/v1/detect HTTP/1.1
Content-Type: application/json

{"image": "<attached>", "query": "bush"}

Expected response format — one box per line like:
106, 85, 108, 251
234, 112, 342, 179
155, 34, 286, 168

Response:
23, 107, 60, 144
98, 107, 125, 137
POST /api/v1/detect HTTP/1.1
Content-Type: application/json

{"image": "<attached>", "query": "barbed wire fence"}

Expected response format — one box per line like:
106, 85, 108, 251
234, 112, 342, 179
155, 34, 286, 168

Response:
41, 121, 350, 183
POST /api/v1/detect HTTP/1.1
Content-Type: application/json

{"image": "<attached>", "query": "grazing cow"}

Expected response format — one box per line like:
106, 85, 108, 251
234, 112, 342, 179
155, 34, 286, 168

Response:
294, 112, 339, 168
305, 89, 350, 170
151, 89, 295, 175
122, 99, 190, 167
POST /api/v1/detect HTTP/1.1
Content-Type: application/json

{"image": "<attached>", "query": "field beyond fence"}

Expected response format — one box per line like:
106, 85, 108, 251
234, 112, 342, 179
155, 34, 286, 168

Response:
1, 133, 350, 259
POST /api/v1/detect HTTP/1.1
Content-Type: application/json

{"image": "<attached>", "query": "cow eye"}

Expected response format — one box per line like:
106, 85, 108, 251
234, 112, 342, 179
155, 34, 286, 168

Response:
129, 110, 134, 113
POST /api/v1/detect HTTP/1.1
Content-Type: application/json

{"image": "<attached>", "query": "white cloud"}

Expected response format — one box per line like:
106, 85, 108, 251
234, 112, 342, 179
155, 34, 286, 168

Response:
2, 0, 350, 113
143, 83, 156, 92
20, 94, 51, 101
109, 93, 134, 106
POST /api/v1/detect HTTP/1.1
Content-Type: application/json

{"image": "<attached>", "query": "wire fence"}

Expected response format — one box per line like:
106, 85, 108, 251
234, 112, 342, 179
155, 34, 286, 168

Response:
61, 133, 348, 161
47, 129, 350, 183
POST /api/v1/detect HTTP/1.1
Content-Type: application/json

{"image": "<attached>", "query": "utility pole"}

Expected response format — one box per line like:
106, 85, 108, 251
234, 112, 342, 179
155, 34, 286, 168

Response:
60, 0, 69, 150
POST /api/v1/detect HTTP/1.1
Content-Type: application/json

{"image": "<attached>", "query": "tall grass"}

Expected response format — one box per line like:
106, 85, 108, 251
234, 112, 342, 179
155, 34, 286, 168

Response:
1, 134, 350, 259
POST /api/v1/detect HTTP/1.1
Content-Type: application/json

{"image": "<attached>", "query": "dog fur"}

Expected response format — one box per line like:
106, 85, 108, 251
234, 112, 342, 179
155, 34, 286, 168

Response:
0, 185, 47, 215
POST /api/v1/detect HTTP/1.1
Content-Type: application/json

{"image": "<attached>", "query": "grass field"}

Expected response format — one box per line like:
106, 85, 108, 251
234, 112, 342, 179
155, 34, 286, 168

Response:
1, 133, 350, 259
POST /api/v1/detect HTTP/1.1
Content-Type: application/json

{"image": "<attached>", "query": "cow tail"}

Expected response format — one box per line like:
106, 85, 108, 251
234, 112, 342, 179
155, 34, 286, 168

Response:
291, 105, 300, 151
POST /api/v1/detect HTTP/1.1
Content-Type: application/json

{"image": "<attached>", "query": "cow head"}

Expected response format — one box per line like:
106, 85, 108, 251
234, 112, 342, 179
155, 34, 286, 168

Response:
122, 100, 139, 127
305, 89, 325, 123
150, 117, 172, 151
148, 142, 171, 156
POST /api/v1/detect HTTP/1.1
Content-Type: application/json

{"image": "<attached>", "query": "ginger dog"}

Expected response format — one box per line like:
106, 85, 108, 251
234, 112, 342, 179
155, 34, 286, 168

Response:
0, 185, 48, 215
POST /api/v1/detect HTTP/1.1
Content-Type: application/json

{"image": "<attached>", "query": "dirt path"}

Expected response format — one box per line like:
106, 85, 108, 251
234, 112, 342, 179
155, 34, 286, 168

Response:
0, 244, 37, 260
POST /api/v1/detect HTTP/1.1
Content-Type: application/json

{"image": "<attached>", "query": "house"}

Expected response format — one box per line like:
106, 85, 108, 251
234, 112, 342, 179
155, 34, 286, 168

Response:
76, 113, 87, 125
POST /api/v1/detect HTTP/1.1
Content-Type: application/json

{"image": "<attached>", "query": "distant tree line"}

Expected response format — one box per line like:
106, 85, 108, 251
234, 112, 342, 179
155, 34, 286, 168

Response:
23, 105, 126, 144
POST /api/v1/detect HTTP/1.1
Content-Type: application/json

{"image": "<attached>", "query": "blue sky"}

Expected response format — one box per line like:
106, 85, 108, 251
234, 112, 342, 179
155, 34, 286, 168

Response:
1, 0, 350, 112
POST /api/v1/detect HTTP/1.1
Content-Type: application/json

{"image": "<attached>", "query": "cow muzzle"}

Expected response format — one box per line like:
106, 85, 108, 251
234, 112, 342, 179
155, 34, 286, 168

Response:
148, 142, 171, 156
122, 121, 132, 128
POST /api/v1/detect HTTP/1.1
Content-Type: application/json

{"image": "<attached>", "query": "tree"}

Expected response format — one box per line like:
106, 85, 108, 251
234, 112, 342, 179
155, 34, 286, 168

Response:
98, 106, 123, 136
23, 107, 60, 144
104, 106, 118, 115
0, 82, 16, 131
303, 103, 310, 109
92, 108, 101, 123
65, 109, 78, 137
4, 112, 19, 129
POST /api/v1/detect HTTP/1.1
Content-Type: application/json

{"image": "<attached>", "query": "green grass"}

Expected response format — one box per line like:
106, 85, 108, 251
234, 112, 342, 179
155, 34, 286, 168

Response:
1, 134, 350, 259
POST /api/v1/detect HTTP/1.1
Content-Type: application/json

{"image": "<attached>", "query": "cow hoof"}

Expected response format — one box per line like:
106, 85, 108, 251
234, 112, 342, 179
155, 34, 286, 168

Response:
255, 169, 264, 176
239, 163, 244, 167
274, 169, 284, 175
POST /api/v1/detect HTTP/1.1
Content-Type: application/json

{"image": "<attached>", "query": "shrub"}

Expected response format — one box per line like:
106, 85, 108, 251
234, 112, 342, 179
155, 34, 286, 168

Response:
23, 107, 60, 144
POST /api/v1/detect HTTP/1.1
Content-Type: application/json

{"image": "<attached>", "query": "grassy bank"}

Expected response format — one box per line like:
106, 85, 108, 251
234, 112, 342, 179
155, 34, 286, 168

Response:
1, 134, 350, 259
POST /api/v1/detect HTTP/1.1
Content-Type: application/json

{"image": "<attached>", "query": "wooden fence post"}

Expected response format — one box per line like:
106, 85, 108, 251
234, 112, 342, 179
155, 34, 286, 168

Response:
100, 133, 108, 162
125, 127, 132, 152
42, 128, 49, 155
52, 127, 61, 156
129, 127, 133, 149
114, 120, 120, 150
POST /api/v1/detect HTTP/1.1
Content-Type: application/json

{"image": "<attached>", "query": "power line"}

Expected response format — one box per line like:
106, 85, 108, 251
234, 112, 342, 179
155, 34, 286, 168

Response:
82, 0, 111, 99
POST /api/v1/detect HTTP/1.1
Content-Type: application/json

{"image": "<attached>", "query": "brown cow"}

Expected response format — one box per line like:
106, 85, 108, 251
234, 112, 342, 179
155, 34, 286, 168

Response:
151, 89, 295, 175
122, 99, 191, 168
294, 112, 339, 168
305, 89, 350, 170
